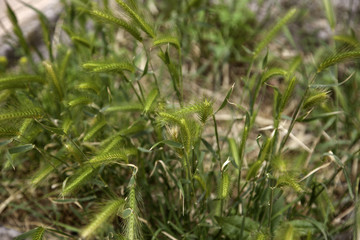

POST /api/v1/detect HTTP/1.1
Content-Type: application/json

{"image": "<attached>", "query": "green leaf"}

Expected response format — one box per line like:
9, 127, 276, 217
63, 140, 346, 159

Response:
0, 139, 13, 146
215, 215, 259, 239
246, 138, 271, 180
228, 138, 240, 167
143, 88, 159, 113
261, 68, 287, 84
20, 1, 53, 60
322, 0, 336, 29
324, 152, 354, 199
216, 83, 234, 113
6, 1, 30, 56
150, 140, 183, 151
262, 49, 269, 69
9, 144, 34, 154
153, 36, 180, 50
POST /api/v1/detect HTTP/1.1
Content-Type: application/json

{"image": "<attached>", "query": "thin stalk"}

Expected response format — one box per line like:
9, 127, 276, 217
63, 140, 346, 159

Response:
331, 31, 339, 156
268, 186, 274, 230
182, 153, 192, 213
354, 176, 360, 240
279, 74, 316, 151
240, 58, 254, 105
137, 81, 145, 102
240, 182, 256, 239
213, 114, 224, 216
149, 61, 161, 94
212, 114, 222, 166
179, 50, 184, 107
142, 42, 161, 96
129, 82, 144, 105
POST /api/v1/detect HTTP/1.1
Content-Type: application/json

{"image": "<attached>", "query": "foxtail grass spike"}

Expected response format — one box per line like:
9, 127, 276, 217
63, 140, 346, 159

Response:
277, 175, 303, 192
124, 176, 143, 240
317, 50, 360, 72
254, 8, 297, 58
62, 166, 95, 196
32, 227, 45, 240
0, 127, 20, 137
84, 119, 107, 141
303, 90, 329, 110
83, 62, 135, 73
105, 103, 143, 113
89, 10, 142, 41
88, 151, 130, 165
143, 89, 158, 114
220, 172, 230, 199
0, 108, 44, 121
115, 0, 155, 38
82, 198, 125, 239
43, 61, 64, 100
0, 75, 45, 90
31, 160, 61, 185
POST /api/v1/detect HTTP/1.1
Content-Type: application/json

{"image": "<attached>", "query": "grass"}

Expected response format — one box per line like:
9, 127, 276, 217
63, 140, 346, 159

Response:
0, 0, 359, 239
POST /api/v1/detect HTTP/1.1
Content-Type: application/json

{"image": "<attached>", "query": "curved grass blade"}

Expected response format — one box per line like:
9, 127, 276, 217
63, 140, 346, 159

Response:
153, 36, 180, 50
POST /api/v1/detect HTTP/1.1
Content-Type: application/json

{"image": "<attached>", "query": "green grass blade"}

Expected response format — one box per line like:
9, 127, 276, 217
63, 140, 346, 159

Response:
143, 88, 159, 114
261, 68, 288, 84
6, 1, 30, 57
20, 1, 53, 61
322, 0, 336, 29
153, 35, 180, 50
228, 138, 240, 167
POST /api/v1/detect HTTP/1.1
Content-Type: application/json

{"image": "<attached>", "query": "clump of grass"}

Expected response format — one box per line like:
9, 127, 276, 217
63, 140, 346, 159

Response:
1, 0, 359, 239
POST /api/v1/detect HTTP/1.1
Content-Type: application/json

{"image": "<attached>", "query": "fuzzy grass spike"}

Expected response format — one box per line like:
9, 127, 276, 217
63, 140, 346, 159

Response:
89, 10, 142, 41
115, 0, 155, 38
81, 198, 125, 238
254, 8, 297, 58
317, 50, 360, 72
